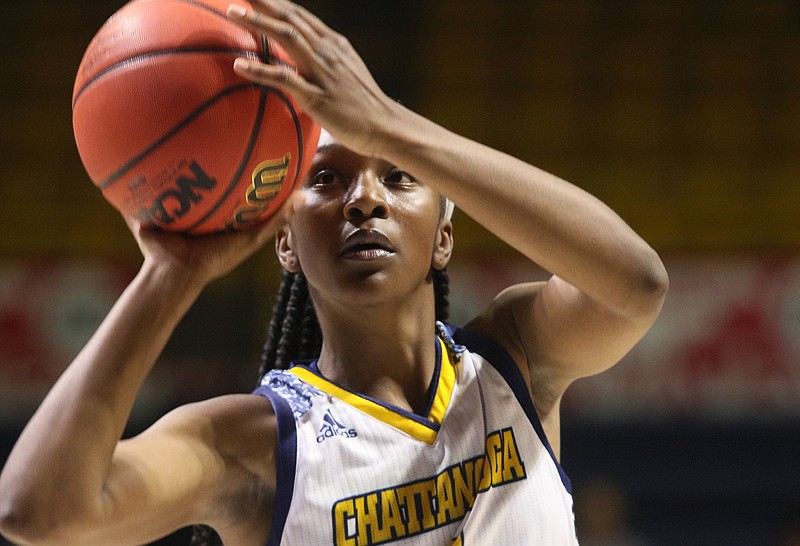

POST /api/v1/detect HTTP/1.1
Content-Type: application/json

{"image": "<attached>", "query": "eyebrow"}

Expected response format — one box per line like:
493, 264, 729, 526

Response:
314, 143, 344, 155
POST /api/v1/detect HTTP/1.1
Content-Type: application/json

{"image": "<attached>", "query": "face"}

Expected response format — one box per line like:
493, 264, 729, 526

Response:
277, 130, 453, 308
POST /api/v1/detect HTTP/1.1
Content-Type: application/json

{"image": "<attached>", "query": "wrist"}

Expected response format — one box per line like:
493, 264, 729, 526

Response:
367, 100, 422, 160
137, 258, 207, 308
371, 104, 449, 169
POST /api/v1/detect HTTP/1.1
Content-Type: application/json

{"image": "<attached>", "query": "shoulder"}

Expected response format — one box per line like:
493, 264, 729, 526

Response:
157, 394, 279, 536
462, 281, 569, 418
179, 394, 279, 495
463, 282, 545, 374
462, 281, 554, 400
465, 272, 665, 411
69, 393, 281, 545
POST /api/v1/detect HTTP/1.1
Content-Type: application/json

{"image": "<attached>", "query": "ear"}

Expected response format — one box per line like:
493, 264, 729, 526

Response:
432, 218, 454, 271
275, 225, 301, 273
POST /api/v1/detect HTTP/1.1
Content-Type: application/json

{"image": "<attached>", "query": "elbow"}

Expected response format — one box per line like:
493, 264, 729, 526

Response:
1, 462, 107, 546
1, 500, 54, 546
0, 497, 43, 546
0, 494, 83, 546
628, 249, 669, 318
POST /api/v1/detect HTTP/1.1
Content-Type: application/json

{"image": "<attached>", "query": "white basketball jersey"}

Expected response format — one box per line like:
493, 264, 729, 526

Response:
253, 323, 578, 546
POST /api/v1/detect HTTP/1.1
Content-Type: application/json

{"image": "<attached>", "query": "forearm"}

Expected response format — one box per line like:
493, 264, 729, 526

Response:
0, 261, 205, 539
381, 106, 667, 315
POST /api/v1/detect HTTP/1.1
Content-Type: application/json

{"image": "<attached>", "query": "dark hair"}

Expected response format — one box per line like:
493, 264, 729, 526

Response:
191, 266, 450, 545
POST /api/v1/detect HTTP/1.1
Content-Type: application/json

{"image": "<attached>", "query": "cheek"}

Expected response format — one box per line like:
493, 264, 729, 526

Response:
394, 191, 440, 223
398, 212, 443, 260
287, 210, 333, 259
291, 193, 342, 230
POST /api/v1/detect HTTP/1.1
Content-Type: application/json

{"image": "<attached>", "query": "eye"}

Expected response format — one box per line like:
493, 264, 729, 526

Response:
383, 169, 416, 186
309, 169, 343, 187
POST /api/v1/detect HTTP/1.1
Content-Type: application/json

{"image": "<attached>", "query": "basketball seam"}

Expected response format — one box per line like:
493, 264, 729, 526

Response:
181, 34, 280, 232
73, 0, 293, 107
183, 34, 291, 232
73, 49, 279, 108
169, 0, 292, 67
140, 0, 252, 31
96, 82, 261, 189
185, 88, 306, 233
183, 85, 270, 232
271, 90, 305, 196
169, 0, 281, 65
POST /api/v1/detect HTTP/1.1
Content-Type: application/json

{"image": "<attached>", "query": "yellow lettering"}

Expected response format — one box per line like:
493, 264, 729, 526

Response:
332, 429, 527, 543
417, 480, 438, 531
333, 499, 357, 546
436, 467, 462, 525
397, 480, 437, 533
455, 460, 477, 511
248, 154, 291, 203
501, 428, 527, 482
355, 493, 380, 546
395, 485, 422, 535
476, 453, 491, 493
486, 431, 504, 486
379, 489, 405, 541
231, 154, 292, 227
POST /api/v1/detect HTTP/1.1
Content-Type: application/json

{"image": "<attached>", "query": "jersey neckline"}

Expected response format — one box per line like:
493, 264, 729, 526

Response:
287, 336, 456, 445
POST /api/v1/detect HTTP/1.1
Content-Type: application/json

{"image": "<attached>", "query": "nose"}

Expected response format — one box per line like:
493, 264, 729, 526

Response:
344, 174, 389, 221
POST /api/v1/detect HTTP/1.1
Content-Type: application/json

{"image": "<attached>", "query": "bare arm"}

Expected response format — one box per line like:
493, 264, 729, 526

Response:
385, 83, 668, 458
226, 0, 668, 398
396, 113, 669, 368
386, 94, 668, 440
0, 218, 281, 545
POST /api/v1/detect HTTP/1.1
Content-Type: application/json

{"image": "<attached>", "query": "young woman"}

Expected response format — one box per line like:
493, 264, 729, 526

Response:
0, 1, 668, 545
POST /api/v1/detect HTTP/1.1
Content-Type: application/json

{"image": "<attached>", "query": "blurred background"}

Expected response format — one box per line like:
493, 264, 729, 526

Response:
1, 0, 799, 544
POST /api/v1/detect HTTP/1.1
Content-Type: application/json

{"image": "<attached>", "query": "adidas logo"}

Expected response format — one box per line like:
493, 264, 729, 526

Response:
316, 409, 358, 443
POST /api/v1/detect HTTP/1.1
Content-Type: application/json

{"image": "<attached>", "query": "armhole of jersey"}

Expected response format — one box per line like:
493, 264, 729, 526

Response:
446, 323, 573, 494
252, 385, 298, 546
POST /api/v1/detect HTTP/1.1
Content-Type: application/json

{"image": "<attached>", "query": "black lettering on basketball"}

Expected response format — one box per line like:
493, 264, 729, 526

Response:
135, 161, 217, 225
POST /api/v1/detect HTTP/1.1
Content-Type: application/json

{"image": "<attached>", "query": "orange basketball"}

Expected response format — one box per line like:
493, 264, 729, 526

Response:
72, 0, 320, 234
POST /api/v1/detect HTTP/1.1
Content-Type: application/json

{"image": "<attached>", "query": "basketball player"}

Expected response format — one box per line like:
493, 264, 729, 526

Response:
0, 0, 668, 545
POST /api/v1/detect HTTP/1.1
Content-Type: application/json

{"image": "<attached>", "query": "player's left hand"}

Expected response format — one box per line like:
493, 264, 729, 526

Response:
226, 0, 400, 159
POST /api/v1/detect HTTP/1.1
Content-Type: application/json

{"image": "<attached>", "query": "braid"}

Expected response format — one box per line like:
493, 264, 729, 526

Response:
260, 270, 322, 377
274, 273, 304, 369
432, 267, 450, 323
299, 291, 322, 359
260, 269, 295, 376
190, 525, 221, 546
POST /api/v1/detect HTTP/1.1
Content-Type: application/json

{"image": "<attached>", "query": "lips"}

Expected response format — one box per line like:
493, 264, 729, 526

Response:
340, 229, 396, 259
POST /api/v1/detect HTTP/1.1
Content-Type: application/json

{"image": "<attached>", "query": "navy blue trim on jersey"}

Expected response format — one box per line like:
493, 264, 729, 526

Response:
252, 385, 298, 546
421, 336, 443, 417
445, 323, 573, 494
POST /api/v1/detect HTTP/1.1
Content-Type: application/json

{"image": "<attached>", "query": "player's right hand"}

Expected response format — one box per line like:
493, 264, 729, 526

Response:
124, 190, 306, 286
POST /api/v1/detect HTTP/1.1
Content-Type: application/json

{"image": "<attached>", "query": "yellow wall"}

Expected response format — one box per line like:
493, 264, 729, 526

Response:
1, 1, 798, 258
417, 1, 800, 254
